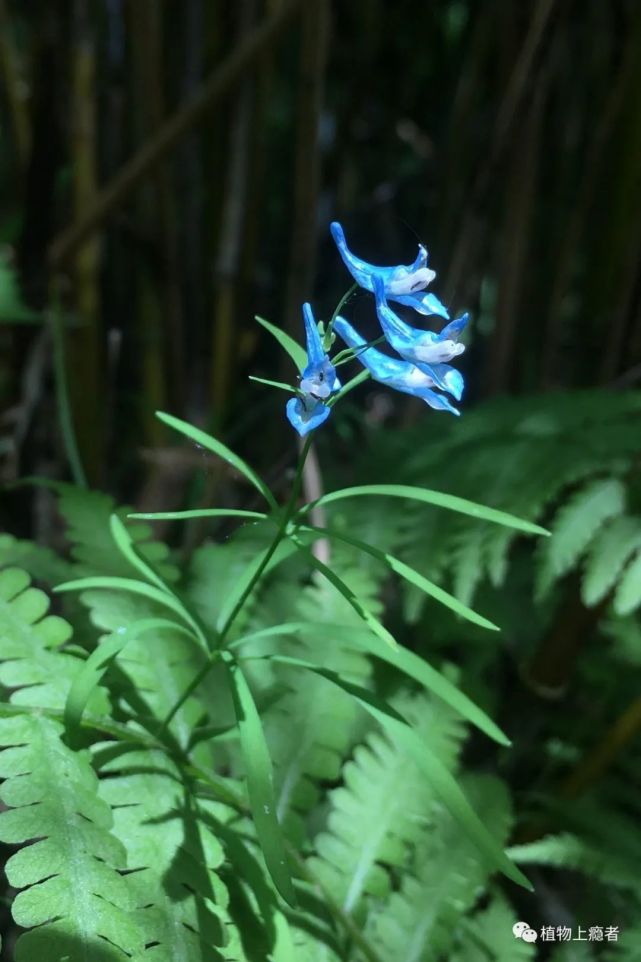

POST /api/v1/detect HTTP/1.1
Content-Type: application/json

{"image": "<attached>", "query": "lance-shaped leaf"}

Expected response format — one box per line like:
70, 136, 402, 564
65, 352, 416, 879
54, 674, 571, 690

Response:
231, 619, 508, 746
256, 314, 307, 373
299, 523, 499, 632
226, 656, 297, 906
297, 483, 549, 537
156, 410, 277, 510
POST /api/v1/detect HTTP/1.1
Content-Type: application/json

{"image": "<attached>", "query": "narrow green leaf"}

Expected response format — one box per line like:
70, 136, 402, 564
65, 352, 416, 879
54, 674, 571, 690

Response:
54, 576, 198, 634
231, 619, 509, 745
289, 535, 398, 648
64, 618, 186, 740
225, 657, 297, 906
255, 315, 307, 373
109, 515, 167, 591
269, 656, 531, 891
298, 484, 549, 536
300, 523, 500, 632
249, 375, 298, 394
156, 411, 277, 510
128, 508, 267, 521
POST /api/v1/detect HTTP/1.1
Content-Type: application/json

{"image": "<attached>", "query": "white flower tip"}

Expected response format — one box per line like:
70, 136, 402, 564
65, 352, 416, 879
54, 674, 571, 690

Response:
388, 267, 436, 295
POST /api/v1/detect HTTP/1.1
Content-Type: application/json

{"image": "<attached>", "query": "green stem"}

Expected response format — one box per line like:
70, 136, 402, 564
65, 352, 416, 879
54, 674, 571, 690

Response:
333, 335, 386, 367
50, 278, 87, 487
159, 436, 314, 733
287, 847, 387, 962
328, 369, 371, 406
324, 281, 358, 348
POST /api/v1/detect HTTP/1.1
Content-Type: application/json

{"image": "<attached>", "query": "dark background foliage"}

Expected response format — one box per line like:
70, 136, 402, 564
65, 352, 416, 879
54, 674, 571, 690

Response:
1, 0, 641, 957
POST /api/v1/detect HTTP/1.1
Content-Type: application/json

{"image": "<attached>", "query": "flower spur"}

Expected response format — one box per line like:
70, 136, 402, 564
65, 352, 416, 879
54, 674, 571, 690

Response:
330, 221, 449, 319
285, 303, 341, 436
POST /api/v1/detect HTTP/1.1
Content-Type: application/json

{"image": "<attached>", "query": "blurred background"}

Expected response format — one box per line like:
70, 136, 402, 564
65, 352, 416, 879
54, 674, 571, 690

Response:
2, 0, 641, 955
2, 0, 640, 493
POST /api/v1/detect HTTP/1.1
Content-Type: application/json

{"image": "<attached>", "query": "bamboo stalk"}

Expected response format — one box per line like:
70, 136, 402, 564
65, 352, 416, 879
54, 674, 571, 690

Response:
485, 82, 544, 394
540, 40, 634, 387
560, 696, 641, 800
211, 0, 256, 420
68, 0, 102, 483
283, 0, 330, 337
0, 0, 31, 170
49, 0, 303, 269
443, 0, 558, 303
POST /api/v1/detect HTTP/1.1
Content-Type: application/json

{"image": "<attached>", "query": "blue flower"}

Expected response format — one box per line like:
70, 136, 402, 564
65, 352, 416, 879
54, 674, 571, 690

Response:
286, 303, 340, 436
372, 276, 467, 401
331, 221, 449, 318
333, 315, 460, 415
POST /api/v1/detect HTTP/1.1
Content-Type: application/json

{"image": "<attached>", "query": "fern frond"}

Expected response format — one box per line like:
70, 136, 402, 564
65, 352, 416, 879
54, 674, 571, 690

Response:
450, 895, 536, 962
0, 532, 72, 584
508, 832, 639, 890
249, 571, 375, 842
0, 713, 144, 962
582, 516, 641, 606
536, 478, 625, 598
98, 746, 247, 961
308, 691, 465, 916
367, 775, 512, 962
613, 547, 641, 616
384, 391, 640, 612
79, 587, 211, 747
55, 483, 179, 581
0, 567, 107, 712
184, 523, 276, 633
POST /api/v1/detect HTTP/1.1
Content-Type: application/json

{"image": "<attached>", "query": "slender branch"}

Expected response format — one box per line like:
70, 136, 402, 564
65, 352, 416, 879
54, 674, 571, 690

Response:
0, 0, 30, 169
48, 0, 303, 268
287, 847, 387, 962
159, 436, 313, 732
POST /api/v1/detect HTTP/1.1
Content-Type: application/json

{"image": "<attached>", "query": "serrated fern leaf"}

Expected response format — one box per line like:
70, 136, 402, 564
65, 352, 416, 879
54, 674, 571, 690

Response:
98, 747, 244, 961
450, 895, 536, 962
308, 692, 465, 916
508, 832, 639, 890
249, 570, 375, 841
55, 483, 179, 582
367, 775, 512, 962
582, 516, 641, 606
0, 713, 144, 962
614, 548, 641, 616
537, 478, 626, 598
0, 532, 73, 584
184, 523, 276, 633
0, 567, 108, 712
79, 587, 210, 747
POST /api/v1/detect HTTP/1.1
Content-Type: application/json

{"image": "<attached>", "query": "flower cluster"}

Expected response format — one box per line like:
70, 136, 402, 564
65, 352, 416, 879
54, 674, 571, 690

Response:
285, 222, 469, 436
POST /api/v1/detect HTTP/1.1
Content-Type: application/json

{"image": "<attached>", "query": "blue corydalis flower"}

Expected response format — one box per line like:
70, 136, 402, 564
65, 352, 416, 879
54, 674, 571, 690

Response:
334, 315, 460, 416
286, 303, 340, 436
372, 276, 467, 401
330, 221, 449, 319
